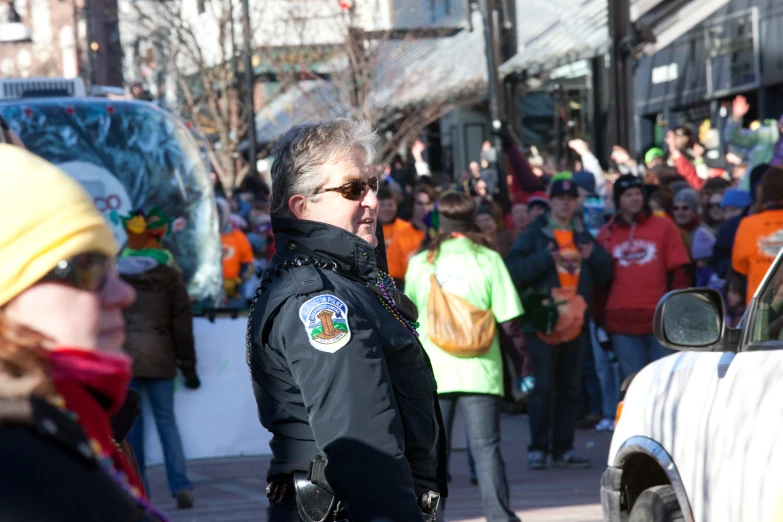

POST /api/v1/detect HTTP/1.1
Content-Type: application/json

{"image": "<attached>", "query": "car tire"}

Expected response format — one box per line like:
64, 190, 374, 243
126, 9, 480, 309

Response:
629, 485, 684, 522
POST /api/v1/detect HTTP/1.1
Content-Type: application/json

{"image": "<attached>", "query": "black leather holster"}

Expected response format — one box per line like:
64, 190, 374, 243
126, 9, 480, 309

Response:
271, 455, 440, 522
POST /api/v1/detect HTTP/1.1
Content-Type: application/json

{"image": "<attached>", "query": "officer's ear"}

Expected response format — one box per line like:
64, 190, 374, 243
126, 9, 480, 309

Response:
288, 194, 309, 219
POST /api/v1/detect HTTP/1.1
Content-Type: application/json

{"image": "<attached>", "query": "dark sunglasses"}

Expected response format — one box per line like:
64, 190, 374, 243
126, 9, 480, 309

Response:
673, 205, 692, 211
316, 177, 379, 201
40, 253, 114, 292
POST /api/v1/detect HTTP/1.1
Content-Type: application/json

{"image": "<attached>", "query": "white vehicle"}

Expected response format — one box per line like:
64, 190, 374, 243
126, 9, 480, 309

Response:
601, 249, 783, 522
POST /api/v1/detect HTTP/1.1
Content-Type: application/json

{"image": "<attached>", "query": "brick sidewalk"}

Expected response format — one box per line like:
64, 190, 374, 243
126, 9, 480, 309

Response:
148, 414, 610, 522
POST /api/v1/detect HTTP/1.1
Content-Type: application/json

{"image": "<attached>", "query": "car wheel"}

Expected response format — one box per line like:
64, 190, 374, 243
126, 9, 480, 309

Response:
629, 485, 684, 522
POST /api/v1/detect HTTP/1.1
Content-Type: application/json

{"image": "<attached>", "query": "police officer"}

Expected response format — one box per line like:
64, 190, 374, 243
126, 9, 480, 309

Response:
247, 119, 447, 522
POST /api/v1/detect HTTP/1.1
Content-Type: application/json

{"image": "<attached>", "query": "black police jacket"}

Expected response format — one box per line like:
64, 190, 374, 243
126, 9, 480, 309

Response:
0, 395, 159, 522
248, 217, 447, 522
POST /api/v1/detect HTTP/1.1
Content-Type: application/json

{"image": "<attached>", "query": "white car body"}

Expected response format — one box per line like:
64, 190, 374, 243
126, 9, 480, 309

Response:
602, 249, 783, 522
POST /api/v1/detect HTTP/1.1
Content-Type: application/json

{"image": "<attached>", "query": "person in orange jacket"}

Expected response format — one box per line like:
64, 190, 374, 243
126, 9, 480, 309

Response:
732, 166, 783, 304
378, 186, 425, 289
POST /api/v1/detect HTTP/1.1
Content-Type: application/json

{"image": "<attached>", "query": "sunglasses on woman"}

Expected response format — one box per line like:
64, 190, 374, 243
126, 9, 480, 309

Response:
40, 253, 114, 292
315, 177, 379, 201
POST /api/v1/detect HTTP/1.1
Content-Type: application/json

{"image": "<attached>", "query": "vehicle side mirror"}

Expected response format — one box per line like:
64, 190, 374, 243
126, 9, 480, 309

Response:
653, 288, 725, 350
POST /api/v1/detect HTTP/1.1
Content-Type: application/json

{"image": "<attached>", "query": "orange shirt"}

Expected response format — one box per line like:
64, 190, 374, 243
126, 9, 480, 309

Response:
385, 218, 425, 281
553, 229, 581, 291
221, 229, 254, 280
732, 209, 783, 304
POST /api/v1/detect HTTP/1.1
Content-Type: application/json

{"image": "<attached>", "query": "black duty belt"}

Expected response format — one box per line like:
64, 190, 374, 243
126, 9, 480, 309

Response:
267, 456, 346, 522
266, 456, 439, 522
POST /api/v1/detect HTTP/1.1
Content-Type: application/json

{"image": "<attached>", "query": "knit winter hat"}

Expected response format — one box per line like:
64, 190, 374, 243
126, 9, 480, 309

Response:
721, 189, 752, 210
673, 188, 700, 212
527, 191, 550, 209
0, 144, 118, 307
613, 174, 644, 207
691, 227, 716, 261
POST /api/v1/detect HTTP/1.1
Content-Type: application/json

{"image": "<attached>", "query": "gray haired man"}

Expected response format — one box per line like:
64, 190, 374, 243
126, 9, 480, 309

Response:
247, 119, 447, 522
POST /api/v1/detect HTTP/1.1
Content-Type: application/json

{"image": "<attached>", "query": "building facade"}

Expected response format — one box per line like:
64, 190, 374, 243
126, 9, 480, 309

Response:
633, 0, 783, 153
0, 0, 122, 86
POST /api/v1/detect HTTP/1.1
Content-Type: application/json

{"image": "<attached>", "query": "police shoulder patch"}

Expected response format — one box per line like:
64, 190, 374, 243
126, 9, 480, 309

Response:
298, 294, 352, 352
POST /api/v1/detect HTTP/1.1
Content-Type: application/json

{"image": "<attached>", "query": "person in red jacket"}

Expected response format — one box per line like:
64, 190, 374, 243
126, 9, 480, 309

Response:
665, 129, 705, 191
597, 175, 692, 379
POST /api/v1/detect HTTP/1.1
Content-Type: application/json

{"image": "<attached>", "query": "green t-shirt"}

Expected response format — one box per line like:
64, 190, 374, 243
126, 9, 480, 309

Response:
404, 238, 524, 396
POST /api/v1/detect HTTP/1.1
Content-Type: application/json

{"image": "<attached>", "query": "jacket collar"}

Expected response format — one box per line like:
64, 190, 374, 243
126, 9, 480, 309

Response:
271, 217, 378, 281
535, 212, 587, 239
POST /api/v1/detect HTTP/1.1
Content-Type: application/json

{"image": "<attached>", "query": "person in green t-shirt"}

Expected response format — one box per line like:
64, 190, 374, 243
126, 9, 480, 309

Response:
405, 191, 522, 522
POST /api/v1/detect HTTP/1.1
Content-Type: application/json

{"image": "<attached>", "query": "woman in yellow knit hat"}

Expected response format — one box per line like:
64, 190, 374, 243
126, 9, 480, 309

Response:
0, 144, 169, 521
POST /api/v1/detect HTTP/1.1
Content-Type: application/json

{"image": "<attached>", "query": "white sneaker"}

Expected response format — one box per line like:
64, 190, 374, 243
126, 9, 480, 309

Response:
595, 418, 614, 432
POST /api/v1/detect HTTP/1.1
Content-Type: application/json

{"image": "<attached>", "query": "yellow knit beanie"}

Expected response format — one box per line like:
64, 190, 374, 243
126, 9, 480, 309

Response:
0, 144, 118, 307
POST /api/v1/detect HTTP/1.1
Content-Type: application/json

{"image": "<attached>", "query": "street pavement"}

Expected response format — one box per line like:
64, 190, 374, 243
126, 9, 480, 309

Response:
148, 413, 611, 522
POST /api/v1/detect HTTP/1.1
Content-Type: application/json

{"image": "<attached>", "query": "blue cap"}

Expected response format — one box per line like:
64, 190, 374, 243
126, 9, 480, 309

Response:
571, 170, 596, 195
721, 189, 752, 210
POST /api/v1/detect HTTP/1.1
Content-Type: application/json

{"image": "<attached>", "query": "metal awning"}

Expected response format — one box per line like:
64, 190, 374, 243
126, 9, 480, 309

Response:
635, 0, 731, 56
500, 0, 733, 79
254, 10, 487, 145
499, 0, 609, 79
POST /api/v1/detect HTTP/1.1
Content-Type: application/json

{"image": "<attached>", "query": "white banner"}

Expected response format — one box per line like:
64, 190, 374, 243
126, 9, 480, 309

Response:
141, 316, 273, 466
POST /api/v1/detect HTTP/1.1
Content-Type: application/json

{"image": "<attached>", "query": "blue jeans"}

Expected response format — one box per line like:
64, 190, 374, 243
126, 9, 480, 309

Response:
437, 394, 519, 522
580, 326, 603, 417
128, 378, 193, 497
611, 334, 675, 381
525, 332, 583, 457
590, 322, 621, 420
467, 431, 476, 481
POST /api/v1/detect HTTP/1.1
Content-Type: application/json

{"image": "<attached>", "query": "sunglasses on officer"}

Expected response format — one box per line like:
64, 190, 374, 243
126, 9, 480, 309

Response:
40, 253, 115, 293
314, 177, 380, 201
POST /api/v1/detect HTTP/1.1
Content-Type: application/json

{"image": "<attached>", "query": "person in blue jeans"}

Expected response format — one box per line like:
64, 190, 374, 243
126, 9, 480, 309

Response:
596, 176, 691, 381
507, 178, 614, 470
589, 321, 621, 431
405, 191, 523, 522
118, 208, 200, 509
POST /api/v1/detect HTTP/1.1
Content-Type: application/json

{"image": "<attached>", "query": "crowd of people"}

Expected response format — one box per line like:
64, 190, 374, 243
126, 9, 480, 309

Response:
1, 91, 782, 521
210, 93, 782, 454
196, 95, 783, 521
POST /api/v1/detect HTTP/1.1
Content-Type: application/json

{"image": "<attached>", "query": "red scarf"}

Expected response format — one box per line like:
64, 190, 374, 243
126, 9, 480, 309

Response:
49, 348, 147, 498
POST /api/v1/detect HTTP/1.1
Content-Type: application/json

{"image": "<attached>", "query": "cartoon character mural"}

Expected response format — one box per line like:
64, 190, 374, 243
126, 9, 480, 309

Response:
0, 99, 222, 306
57, 161, 134, 244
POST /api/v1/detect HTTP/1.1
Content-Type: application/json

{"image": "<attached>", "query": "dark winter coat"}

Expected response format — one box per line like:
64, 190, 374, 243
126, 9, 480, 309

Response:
118, 257, 196, 380
506, 213, 614, 333
248, 217, 447, 522
0, 395, 159, 521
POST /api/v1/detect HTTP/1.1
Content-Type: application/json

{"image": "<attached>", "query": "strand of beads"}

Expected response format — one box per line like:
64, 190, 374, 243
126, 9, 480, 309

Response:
90, 439, 171, 521
90, 440, 169, 522
48, 395, 170, 522
375, 270, 420, 337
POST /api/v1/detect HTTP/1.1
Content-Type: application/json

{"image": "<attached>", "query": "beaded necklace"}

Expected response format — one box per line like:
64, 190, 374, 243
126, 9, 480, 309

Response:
49, 395, 170, 522
375, 270, 420, 337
